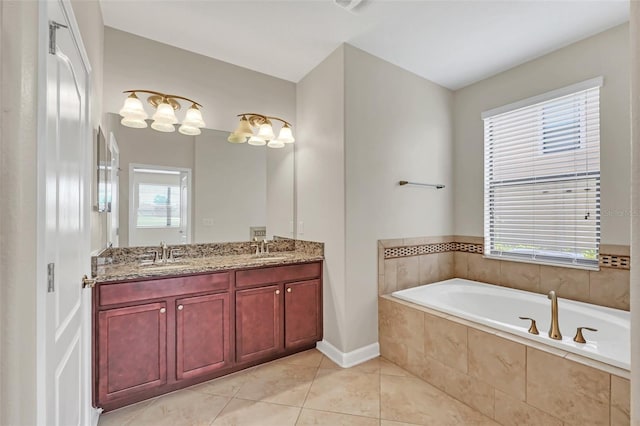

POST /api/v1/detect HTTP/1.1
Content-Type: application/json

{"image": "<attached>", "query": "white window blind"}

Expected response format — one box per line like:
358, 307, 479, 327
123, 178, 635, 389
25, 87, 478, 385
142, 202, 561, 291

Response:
483, 78, 601, 269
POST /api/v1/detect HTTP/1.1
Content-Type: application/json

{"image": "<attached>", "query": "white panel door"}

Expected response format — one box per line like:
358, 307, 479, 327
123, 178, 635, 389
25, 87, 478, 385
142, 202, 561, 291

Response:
43, 1, 90, 424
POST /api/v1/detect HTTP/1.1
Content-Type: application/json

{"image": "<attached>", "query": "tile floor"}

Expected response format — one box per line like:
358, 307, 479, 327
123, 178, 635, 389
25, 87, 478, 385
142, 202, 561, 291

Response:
98, 349, 498, 426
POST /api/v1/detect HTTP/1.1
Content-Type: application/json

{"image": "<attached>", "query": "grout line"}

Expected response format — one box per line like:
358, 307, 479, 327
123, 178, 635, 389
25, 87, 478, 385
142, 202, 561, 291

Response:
208, 395, 234, 426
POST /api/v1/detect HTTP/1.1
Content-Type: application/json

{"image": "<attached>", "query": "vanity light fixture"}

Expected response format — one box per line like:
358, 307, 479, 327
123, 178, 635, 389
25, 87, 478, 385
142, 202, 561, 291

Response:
228, 113, 294, 148
118, 90, 206, 135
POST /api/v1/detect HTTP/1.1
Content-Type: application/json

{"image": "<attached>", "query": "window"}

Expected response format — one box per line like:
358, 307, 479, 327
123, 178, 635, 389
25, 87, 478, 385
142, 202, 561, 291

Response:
482, 77, 601, 269
136, 183, 181, 228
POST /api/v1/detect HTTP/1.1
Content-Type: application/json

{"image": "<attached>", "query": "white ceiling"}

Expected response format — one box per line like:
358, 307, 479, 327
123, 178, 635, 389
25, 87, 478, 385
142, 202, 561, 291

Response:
100, 0, 629, 90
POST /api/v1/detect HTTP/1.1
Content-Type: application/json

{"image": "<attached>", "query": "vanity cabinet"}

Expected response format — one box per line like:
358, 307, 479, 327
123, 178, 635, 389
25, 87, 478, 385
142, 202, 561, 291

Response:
176, 293, 231, 380
94, 260, 322, 412
235, 264, 323, 362
97, 302, 167, 404
236, 285, 283, 363
284, 279, 322, 349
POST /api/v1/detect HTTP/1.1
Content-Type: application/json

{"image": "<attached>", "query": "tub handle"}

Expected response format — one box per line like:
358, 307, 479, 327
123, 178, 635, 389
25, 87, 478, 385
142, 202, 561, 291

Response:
518, 317, 539, 335
573, 327, 598, 344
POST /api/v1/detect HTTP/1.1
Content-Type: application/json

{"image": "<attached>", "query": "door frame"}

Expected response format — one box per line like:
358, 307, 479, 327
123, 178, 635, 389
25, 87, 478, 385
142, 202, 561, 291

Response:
36, 0, 95, 425
128, 163, 193, 247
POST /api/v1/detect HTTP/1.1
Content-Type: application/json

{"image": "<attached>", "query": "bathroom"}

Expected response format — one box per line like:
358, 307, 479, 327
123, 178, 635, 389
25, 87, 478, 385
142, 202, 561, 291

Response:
1, 0, 639, 425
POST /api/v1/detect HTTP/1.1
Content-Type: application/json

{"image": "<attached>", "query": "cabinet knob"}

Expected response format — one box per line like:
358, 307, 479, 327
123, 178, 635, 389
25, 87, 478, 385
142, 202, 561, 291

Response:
275, 290, 280, 295
159, 308, 166, 314
177, 305, 184, 311
286, 287, 292, 293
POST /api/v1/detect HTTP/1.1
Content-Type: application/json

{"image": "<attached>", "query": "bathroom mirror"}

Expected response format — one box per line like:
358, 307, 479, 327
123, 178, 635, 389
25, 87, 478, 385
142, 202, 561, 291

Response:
105, 112, 294, 247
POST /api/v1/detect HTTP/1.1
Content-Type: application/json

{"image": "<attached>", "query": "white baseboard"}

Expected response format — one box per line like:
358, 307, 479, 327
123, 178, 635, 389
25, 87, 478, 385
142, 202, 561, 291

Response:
90, 406, 102, 426
316, 340, 380, 368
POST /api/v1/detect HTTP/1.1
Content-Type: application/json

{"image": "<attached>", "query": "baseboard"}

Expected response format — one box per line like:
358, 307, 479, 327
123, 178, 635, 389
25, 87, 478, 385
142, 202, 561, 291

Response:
90, 407, 102, 426
316, 340, 380, 368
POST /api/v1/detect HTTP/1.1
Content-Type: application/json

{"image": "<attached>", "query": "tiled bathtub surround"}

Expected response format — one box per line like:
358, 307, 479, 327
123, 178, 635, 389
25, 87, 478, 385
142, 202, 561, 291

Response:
378, 296, 630, 426
378, 236, 631, 310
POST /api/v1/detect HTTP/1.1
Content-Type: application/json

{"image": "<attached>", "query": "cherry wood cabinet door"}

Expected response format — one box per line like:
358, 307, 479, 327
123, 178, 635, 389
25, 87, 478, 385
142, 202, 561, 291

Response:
284, 280, 322, 349
98, 302, 167, 404
176, 293, 231, 380
236, 285, 282, 363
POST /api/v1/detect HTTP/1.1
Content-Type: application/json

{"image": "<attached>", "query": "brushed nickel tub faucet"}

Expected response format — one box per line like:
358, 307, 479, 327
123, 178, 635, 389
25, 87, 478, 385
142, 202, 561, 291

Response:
548, 290, 562, 340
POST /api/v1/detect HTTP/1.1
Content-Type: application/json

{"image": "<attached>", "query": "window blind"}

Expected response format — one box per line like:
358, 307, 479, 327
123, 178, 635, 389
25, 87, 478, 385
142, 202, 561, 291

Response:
483, 79, 601, 269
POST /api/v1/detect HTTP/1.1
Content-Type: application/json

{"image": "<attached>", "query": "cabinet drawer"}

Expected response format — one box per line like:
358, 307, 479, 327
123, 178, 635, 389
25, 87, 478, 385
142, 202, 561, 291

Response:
99, 272, 230, 306
236, 262, 321, 288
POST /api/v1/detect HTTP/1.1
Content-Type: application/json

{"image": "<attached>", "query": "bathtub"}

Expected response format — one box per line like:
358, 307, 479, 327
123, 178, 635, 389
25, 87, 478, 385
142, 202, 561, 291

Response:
392, 278, 630, 370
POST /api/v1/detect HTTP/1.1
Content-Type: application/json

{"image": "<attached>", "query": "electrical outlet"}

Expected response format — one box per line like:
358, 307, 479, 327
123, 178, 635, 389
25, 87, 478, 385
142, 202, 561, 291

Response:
202, 218, 214, 226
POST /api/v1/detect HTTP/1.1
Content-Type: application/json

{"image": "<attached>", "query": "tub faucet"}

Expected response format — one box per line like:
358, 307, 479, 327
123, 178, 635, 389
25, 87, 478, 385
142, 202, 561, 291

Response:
547, 290, 562, 340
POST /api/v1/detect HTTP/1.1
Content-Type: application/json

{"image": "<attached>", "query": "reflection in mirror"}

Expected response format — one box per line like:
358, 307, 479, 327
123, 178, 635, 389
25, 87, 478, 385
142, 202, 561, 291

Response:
105, 113, 294, 247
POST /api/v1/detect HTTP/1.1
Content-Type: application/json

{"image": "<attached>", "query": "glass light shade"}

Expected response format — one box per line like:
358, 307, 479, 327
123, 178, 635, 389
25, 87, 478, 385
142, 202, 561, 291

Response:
267, 139, 285, 148
248, 135, 266, 146
182, 105, 205, 128
178, 124, 201, 136
233, 116, 254, 137
151, 120, 176, 132
257, 122, 275, 141
121, 117, 147, 128
119, 94, 147, 120
277, 125, 295, 143
228, 133, 247, 143
152, 102, 178, 124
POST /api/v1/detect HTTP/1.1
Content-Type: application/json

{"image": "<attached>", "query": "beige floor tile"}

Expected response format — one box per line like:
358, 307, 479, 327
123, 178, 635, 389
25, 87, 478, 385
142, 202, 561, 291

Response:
235, 361, 317, 406
296, 408, 378, 425
380, 421, 423, 426
380, 375, 497, 426
276, 349, 324, 368
379, 358, 413, 377
189, 369, 251, 397
97, 398, 155, 426
212, 398, 301, 426
131, 389, 229, 426
304, 368, 380, 418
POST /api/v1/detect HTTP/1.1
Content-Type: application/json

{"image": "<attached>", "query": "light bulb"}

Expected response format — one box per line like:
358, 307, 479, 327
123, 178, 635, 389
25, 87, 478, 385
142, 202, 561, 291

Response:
182, 104, 205, 128
248, 135, 266, 146
151, 121, 176, 132
119, 93, 147, 120
228, 133, 247, 143
257, 122, 275, 140
121, 117, 148, 128
277, 124, 295, 143
233, 116, 254, 137
178, 124, 201, 136
267, 140, 285, 148
152, 101, 178, 124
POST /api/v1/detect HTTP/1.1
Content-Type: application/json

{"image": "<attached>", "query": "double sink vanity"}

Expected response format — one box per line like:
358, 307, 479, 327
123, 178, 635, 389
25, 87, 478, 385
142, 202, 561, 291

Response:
91, 239, 323, 411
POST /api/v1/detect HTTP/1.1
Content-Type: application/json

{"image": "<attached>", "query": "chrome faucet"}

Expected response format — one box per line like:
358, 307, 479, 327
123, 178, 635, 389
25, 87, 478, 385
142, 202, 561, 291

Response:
251, 238, 271, 256
547, 290, 562, 340
160, 241, 169, 263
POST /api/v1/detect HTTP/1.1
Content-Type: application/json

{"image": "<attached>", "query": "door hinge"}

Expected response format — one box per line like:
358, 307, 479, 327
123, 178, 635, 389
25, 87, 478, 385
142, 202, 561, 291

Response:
82, 275, 97, 289
47, 263, 55, 293
48, 21, 68, 55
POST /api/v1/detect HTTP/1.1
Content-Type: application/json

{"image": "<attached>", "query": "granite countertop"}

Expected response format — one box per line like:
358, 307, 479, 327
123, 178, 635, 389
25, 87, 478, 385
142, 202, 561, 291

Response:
95, 251, 324, 283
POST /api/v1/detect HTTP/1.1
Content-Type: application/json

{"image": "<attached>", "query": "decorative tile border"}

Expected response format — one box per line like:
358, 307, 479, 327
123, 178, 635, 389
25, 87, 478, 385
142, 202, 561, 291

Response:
383, 241, 630, 270
599, 254, 630, 270
383, 242, 483, 259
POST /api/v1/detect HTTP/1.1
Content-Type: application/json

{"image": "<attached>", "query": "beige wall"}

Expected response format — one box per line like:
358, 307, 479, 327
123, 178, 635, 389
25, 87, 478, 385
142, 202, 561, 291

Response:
629, 1, 639, 423
343, 45, 454, 352
0, 2, 39, 424
71, 0, 107, 254
453, 24, 630, 245
103, 27, 296, 134
296, 46, 347, 350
